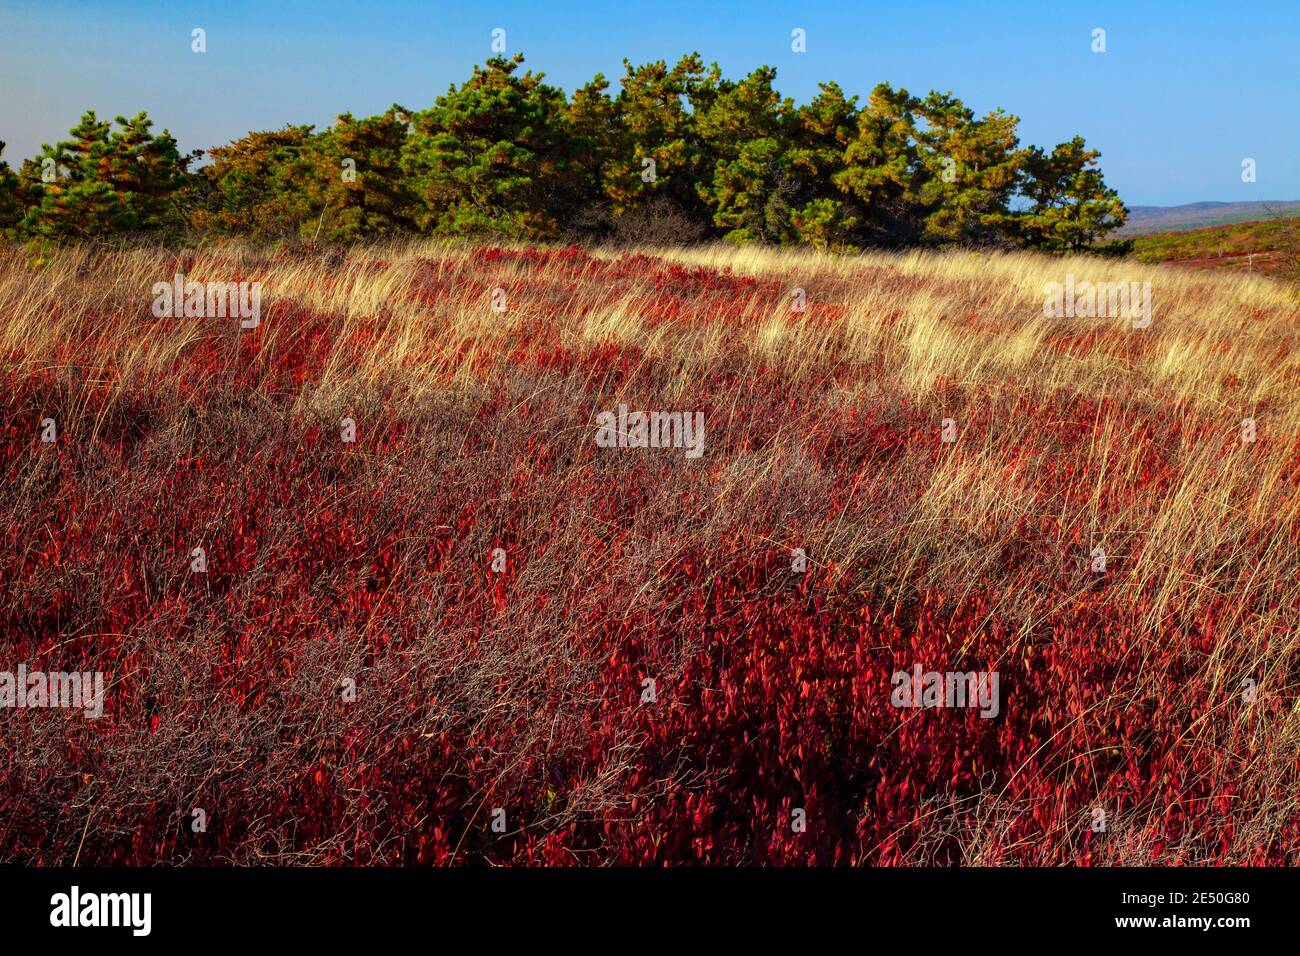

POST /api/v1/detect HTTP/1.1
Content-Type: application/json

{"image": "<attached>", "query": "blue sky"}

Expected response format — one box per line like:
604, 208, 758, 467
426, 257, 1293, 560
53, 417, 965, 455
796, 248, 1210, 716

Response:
1, 0, 1296, 206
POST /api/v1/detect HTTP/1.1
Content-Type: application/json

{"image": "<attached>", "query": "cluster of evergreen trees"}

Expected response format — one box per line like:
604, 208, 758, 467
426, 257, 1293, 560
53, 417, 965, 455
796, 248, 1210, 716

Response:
0, 54, 1128, 251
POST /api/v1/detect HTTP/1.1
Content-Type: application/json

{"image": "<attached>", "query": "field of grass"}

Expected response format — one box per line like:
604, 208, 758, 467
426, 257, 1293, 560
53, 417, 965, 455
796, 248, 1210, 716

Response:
1, 240, 1298, 864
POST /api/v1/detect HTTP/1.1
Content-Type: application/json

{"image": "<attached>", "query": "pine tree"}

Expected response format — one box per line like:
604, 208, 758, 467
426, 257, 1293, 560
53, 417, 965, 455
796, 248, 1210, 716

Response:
1017, 136, 1127, 251
20, 112, 132, 238
787, 82, 860, 250
562, 74, 622, 235
307, 108, 414, 241
191, 126, 319, 240
402, 55, 571, 239
20, 111, 191, 238
833, 84, 927, 245
108, 113, 193, 231
5, 56, 1130, 252
912, 93, 1025, 244
603, 54, 714, 225
0, 142, 20, 233
694, 66, 800, 244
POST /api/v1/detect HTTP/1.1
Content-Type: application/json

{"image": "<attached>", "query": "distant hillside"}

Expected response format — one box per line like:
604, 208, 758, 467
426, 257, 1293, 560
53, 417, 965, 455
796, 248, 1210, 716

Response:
1130, 215, 1300, 278
1118, 200, 1300, 236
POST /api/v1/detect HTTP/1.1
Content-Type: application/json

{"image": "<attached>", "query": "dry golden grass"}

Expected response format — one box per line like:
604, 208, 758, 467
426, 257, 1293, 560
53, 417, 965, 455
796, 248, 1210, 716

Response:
1, 237, 1297, 864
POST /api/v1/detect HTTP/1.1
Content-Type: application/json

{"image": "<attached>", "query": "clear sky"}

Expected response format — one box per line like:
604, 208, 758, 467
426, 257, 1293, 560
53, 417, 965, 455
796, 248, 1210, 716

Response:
1, 0, 1296, 206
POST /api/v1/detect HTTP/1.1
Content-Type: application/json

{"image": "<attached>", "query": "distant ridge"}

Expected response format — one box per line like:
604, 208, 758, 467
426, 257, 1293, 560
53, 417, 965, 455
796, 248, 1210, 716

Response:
1118, 200, 1300, 236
